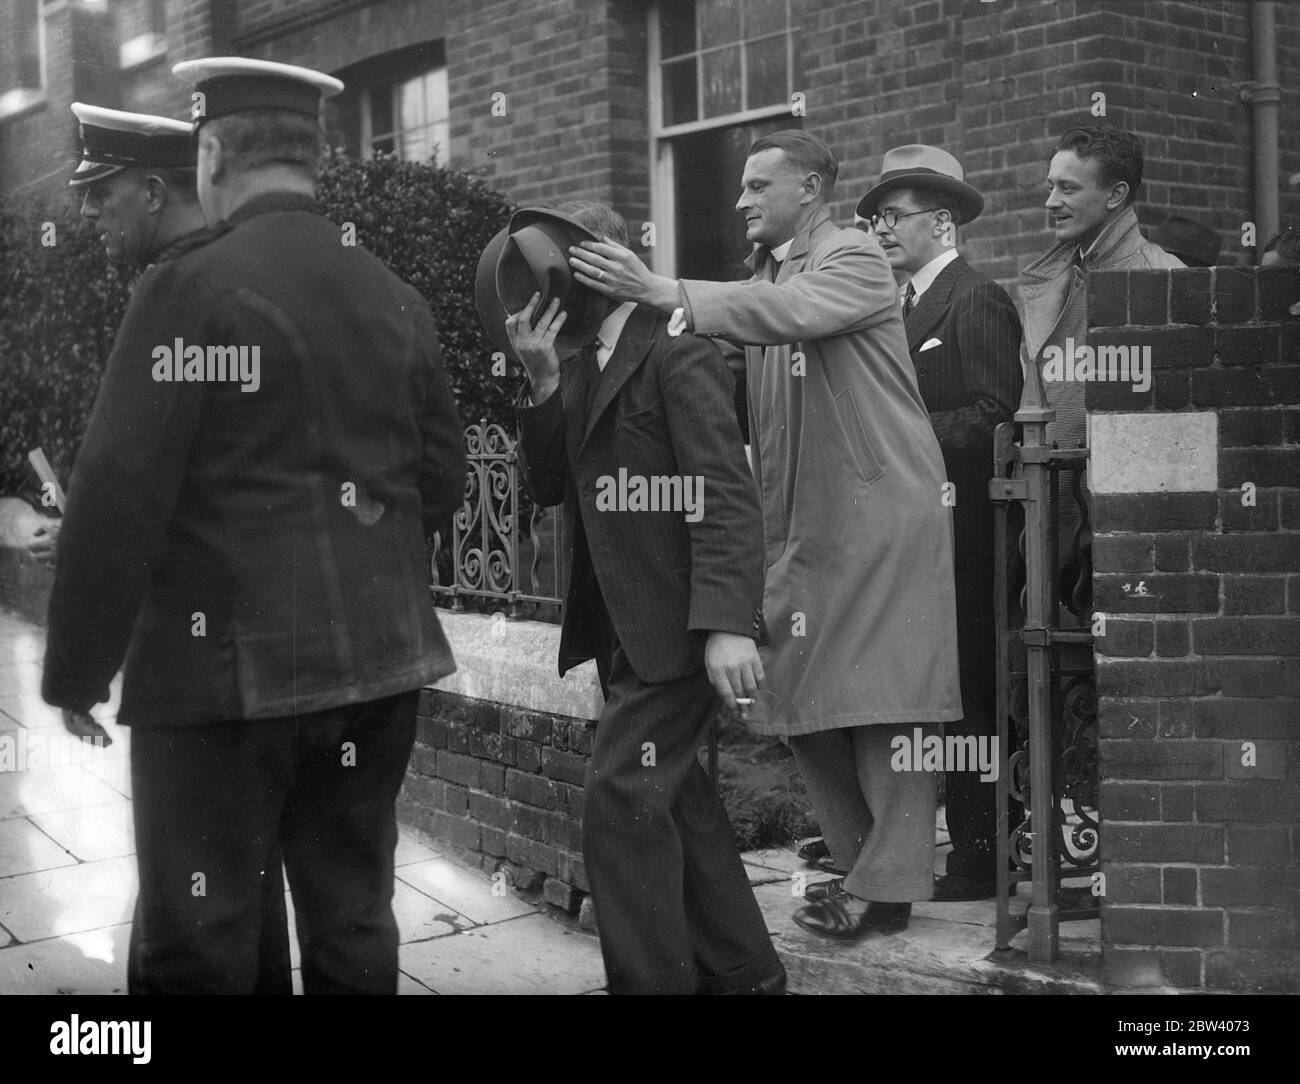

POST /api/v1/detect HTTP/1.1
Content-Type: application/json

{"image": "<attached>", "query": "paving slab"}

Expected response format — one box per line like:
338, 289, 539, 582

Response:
399, 914, 606, 995
0, 630, 45, 665
0, 764, 125, 820
0, 816, 79, 877
395, 826, 442, 867
0, 666, 43, 701
0, 855, 136, 942
396, 856, 536, 925
30, 799, 135, 863
0, 923, 131, 994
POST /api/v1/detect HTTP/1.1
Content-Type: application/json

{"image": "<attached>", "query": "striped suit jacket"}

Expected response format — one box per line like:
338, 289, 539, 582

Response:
904, 253, 1023, 704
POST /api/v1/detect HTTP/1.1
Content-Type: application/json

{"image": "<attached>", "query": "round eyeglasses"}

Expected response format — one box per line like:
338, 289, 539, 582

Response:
870, 207, 942, 230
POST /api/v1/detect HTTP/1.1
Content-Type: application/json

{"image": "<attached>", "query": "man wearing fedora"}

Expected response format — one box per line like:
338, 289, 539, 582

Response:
42, 58, 465, 994
858, 145, 1023, 901
570, 131, 962, 943
485, 200, 783, 994
1148, 214, 1221, 268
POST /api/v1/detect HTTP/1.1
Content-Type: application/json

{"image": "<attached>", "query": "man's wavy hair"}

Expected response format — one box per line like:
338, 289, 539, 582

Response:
555, 200, 630, 247
749, 129, 839, 196
1052, 125, 1144, 205
201, 109, 324, 180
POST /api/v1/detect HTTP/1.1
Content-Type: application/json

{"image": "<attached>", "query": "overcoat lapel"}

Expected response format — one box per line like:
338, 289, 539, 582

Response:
905, 255, 968, 350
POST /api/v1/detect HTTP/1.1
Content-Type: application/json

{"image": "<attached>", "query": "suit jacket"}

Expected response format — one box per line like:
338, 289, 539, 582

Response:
43, 192, 465, 724
676, 208, 962, 735
517, 305, 764, 684
905, 253, 1023, 703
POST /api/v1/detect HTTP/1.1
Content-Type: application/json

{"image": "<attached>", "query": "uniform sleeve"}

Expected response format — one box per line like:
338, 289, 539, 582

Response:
680, 229, 897, 345
412, 299, 467, 538
930, 280, 1025, 454
41, 267, 210, 711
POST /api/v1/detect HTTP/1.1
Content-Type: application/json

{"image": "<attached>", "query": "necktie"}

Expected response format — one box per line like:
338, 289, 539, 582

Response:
769, 258, 782, 283
582, 338, 603, 416
902, 281, 916, 317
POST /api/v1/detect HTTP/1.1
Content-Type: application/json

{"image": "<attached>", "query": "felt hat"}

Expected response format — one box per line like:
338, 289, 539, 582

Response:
69, 103, 194, 186
856, 144, 984, 226
1148, 214, 1221, 267
474, 207, 606, 363
171, 57, 343, 128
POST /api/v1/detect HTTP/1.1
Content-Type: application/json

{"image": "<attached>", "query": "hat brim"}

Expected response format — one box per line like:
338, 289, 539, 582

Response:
68, 159, 126, 187
474, 207, 606, 366
855, 172, 984, 226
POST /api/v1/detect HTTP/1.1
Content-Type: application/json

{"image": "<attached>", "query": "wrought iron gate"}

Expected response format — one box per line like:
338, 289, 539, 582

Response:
990, 373, 1100, 963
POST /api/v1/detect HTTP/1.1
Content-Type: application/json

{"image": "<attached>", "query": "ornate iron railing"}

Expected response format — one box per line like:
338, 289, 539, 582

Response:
990, 364, 1099, 963
429, 419, 565, 619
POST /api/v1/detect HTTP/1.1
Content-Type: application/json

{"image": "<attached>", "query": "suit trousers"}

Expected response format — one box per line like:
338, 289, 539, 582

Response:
127, 690, 418, 994
583, 644, 778, 994
789, 723, 939, 902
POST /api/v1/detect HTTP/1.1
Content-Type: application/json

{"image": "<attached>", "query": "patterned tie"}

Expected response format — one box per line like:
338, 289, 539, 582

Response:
902, 281, 916, 317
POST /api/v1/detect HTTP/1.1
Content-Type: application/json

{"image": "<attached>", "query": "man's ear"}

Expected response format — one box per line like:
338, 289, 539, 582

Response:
1106, 180, 1130, 210
200, 130, 226, 185
801, 171, 824, 205
143, 174, 168, 214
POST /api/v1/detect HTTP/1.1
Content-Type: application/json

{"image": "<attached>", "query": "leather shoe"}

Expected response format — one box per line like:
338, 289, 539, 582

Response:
793, 897, 911, 941
804, 877, 844, 901
797, 838, 845, 875
931, 873, 998, 901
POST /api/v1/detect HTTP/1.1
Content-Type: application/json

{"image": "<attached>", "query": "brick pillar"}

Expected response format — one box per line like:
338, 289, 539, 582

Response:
1087, 266, 1300, 992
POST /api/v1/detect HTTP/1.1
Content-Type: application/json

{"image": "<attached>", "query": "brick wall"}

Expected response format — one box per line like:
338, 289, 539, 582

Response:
398, 687, 592, 914
1088, 266, 1300, 992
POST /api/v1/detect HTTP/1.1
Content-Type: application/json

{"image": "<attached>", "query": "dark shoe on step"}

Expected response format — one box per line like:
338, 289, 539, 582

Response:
793, 897, 911, 941
797, 838, 846, 875
702, 960, 788, 995
931, 873, 998, 901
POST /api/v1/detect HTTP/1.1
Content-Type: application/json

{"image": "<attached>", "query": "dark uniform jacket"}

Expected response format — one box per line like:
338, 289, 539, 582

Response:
43, 192, 465, 725
904, 253, 1023, 705
517, 305, 765, 684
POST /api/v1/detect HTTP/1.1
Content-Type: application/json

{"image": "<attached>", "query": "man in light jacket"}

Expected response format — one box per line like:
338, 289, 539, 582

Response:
569, 130, 962, 942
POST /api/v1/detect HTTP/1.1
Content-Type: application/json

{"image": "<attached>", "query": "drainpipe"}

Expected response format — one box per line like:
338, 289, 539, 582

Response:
1243, 2, 1280, 262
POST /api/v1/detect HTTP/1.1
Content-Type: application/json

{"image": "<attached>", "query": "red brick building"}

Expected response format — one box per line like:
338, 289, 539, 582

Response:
1, 0, 1296, 994
3, 0, 1299, 282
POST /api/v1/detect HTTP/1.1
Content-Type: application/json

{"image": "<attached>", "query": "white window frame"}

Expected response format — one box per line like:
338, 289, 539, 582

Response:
646, 0, 796, 276
359, 66, 450, 166
0, 0, 48, 120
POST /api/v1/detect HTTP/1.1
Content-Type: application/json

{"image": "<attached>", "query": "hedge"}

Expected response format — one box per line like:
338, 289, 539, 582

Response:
0, 152, 519, 501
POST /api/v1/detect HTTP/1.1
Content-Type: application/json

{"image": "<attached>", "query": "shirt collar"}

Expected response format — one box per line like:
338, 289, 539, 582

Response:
770, 238, 794, 263
907, 247, 960, 302
595, 301, 637, 366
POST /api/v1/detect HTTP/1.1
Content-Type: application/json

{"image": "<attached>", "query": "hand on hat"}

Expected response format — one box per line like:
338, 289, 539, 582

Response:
505, 293, 565, 404
569, 241, 679, 313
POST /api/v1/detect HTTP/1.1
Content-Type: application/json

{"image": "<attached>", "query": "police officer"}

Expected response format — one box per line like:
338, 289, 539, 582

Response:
41, 59, 466, 994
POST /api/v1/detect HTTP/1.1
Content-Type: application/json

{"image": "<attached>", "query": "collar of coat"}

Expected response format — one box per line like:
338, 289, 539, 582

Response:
217, 190, 323, 232
1019, 205, 1150, 280
745, 205, 836, 278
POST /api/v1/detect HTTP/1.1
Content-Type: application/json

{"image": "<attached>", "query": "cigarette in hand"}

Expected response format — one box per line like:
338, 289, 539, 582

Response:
735, 698, 755, 706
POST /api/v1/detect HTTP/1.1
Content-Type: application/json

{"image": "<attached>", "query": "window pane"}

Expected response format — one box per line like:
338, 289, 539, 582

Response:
698, 0, 741, 46
401, 126, 430, 163
398, 75, 424, 134
744, 0, 787, 39
659, 1, 696, 58
662, 57, 698, 126
701, 45, 741, 118
427, 67, 449, 124
745, 35, 787, 109
372, 135, 395, 157
370, 86, 393, 139
430, 117, 449, 165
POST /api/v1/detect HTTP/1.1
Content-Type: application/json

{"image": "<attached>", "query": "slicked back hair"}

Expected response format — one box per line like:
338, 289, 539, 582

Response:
1052, 125, 1144, 205
899, 185, 961, 228
748, 129, 838, 196
203, 109, 324, 180
556, 199, 630, 247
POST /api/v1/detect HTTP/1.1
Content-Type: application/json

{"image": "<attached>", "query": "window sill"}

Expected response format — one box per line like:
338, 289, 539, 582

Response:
119, 32, 166, 71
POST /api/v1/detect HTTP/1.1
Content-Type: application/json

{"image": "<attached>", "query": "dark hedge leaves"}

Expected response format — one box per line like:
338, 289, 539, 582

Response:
0, 152, 517, 499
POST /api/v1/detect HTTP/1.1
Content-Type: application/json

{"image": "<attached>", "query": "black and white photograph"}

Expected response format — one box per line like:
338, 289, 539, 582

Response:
0, 0, 1296, 1046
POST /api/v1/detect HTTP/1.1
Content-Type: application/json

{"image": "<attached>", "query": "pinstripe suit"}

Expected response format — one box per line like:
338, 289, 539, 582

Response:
905, 253, 1023, 881
517, 304, 777, 994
